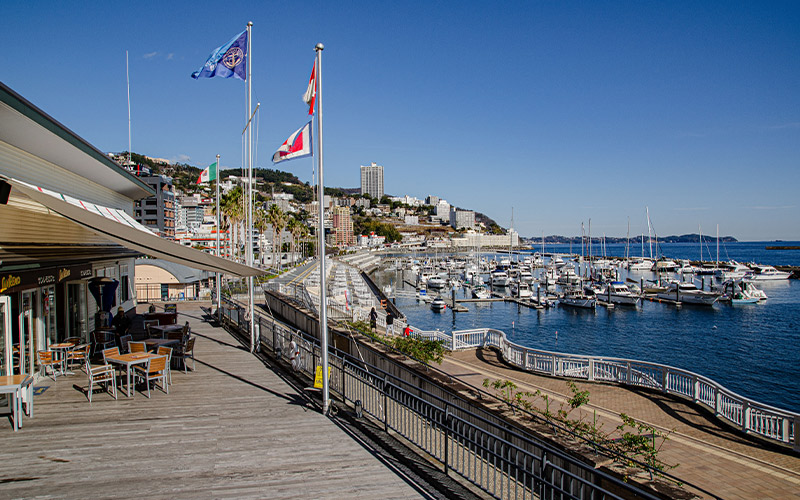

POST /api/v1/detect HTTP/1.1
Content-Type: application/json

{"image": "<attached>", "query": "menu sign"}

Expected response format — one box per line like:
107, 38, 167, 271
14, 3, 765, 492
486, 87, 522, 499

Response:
0, 263, 93, 294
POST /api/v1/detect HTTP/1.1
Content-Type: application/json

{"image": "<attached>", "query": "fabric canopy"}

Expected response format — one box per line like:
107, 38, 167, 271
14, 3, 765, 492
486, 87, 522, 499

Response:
5, 177, 262, 277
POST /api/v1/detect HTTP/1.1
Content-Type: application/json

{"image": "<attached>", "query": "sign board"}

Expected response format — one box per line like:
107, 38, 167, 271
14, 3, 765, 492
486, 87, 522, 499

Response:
313, 366, 331, 389
164, 303, 177, 312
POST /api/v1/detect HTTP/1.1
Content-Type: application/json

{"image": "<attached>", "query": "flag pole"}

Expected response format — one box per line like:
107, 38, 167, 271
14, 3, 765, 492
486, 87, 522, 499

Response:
314, 42, 330, 415
246, 21, 256, 353
216, 154, 221, 321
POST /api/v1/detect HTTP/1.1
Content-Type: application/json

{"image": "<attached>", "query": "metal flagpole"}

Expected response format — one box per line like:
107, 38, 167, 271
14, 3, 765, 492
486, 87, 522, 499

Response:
246, 22, 256, 352
314, 43, 330, 415
216, 154, 221, 321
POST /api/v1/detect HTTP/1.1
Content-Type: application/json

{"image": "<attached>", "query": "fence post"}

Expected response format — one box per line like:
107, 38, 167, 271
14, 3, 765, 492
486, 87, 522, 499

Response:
588, 358, 594, 381
383, 378, 389, 433
742, 401, 750, 433
793, 416, 800, 452
443, 404, 450, 476
693, 375, 700, 402
451, 329, 457, 351
551, 354, 556, 376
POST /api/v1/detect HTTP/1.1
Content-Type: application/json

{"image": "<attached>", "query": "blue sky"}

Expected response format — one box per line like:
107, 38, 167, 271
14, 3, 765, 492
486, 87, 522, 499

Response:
2, 1, 799, 241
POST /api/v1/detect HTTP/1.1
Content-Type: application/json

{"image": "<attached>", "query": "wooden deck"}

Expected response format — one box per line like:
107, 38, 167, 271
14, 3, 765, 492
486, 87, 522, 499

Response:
0, 305, 426, 499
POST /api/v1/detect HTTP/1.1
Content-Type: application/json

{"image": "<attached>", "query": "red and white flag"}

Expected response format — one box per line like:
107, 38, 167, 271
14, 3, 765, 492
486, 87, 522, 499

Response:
272, 121, 313, 164
303, 61, 316, 115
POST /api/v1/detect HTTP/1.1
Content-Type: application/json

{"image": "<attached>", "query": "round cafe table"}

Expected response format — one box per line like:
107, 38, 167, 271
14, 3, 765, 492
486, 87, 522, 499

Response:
49, 342, 75, 376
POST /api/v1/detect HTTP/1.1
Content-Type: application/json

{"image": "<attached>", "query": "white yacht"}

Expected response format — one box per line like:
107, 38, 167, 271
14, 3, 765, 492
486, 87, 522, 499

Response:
627, 258, 653, 271
427, 275, 447, 289
490, 270, 512, 287
556, 265, 581, 286
598, 281, 642, 306
430, 296, 447, 311
748, 265, 790, 281
559, 288, 596, 309
714, 261, 752, 280
656, 282, 719, 305
651, 259, 680, 273
472, 285, 491, 299
511, 281, 533, 298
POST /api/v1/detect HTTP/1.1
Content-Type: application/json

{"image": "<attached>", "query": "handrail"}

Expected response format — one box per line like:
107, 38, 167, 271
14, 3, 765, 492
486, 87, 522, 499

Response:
418, 326, 799, 450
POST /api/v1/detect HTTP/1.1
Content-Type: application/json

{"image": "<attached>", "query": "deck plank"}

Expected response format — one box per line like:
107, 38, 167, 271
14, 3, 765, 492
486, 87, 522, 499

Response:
0, 305, 424, 499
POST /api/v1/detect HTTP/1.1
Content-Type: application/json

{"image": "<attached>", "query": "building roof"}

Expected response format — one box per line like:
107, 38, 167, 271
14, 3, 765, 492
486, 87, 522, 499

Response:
0, 81, 154, 200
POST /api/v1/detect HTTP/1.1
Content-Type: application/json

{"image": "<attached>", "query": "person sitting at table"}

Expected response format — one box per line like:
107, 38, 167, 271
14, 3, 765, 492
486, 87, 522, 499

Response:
148, 303, 157, 313
112, 306, 131, 347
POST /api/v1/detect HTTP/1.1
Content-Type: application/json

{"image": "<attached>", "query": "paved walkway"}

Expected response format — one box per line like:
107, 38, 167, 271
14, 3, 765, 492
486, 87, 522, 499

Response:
439, 348, 800, 499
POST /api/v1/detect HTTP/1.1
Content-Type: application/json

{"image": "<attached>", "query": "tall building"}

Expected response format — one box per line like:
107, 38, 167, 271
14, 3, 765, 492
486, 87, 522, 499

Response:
133, 173, 176, 239
332, 206, 354, 247
360, 162, 384, 199
449, 208, 475, 230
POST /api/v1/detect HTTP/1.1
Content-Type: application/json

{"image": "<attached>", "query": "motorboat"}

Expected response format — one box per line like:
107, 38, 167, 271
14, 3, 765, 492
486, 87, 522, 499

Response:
748, 265, 790, 281
627, 258, 653, 271
656, 282, 719, 305
511, 281, 533, 298
714, 261, 752, 280
559, 288, 596, 309
556, 265, 581, 286
427, 275, 447, 289
490, 270, 512, 287
518, 269, 534, 283
471, 285, 491, 299
598, 281, 642, 306
721, 279, 767, 302
430, 296, 447, 312
651, 258, 679, 273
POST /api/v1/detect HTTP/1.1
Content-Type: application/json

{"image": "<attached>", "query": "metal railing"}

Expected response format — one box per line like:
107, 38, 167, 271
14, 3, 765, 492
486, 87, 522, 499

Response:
219, 296, 661, 500
406, 326, 799, 450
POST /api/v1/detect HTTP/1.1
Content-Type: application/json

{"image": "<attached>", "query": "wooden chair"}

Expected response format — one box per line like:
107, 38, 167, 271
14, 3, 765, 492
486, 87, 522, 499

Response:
128, 341, 146, 353
101, 347, 120, 363
86, 362, 117, 403
157, 346, 173, 385
64, 336, 82, 346
132, 355, 168, 398
174, 337, 196, 373
67, 344, 90, 370
37, 351, 59, 381
118, 335, 132, 354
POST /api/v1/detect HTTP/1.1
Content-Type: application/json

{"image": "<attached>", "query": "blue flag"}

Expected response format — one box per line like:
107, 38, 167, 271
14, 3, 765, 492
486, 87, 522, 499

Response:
191, 30, 247, 81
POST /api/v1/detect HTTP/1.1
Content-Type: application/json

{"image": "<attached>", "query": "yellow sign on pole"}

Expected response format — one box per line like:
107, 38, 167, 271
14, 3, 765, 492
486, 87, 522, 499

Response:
314, 365, 331, 389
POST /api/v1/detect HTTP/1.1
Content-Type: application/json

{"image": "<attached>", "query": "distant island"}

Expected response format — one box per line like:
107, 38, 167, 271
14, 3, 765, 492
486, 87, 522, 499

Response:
521, 234, 737, 245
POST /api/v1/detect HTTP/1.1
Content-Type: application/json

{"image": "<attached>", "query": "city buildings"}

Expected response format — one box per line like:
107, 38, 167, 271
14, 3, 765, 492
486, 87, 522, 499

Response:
132, 171, 176, 239
360, 162, 384, 199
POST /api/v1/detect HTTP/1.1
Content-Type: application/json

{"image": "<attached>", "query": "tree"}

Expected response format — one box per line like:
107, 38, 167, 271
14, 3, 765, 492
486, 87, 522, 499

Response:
253, 207, 269, 265
267, 204, 286, 271
220, 187, 244, 261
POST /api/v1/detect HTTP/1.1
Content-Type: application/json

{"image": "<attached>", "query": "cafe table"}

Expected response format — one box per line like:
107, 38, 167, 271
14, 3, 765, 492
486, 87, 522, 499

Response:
0, 374, 34, 431
105, 352, 158, 398
143, 338, 179, 352
49, 342, 76, 375
148, 324, 183, 338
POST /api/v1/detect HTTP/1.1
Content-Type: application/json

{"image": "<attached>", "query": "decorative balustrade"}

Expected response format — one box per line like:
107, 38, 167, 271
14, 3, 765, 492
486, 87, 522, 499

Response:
407, 325, 799, 450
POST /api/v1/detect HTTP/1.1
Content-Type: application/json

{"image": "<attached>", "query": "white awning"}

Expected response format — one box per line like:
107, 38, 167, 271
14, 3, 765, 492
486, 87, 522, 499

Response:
4, 177, 262, 277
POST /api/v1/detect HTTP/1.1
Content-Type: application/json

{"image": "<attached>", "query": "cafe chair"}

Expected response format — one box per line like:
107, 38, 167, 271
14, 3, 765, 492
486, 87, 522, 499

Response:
118, 335, 132, 354
144, 320, 159, 339
157, 346, 173, 384
64, 336, 82, 346
86, 362, 117, 403
67, 344, 90, 371
132, 355, 168, 398
175, 337, 196, 373
128, 341, 146, 353
37, 351, 60, 381
92, 330, 115, 356
101, 347, 119, 363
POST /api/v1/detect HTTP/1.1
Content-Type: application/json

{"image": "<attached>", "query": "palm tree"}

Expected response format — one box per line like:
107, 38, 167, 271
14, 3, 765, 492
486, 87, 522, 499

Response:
287, 217, 304, 267
253, 207, 268, 265
267, 204, 286, 271
220, 187, 244, 261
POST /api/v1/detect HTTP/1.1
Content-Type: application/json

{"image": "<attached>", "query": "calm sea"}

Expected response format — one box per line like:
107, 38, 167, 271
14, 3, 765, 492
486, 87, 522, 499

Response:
373, 242, 800, 413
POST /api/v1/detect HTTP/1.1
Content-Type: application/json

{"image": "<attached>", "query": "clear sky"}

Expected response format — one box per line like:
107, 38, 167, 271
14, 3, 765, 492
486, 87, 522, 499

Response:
2, 1, 799, 241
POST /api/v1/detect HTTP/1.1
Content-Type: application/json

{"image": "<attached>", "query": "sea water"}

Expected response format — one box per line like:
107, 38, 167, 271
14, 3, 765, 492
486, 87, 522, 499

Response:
373, 242, 800, 413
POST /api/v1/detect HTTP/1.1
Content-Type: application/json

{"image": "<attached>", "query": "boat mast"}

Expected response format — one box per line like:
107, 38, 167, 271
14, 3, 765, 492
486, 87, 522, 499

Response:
646, 206, 653, 259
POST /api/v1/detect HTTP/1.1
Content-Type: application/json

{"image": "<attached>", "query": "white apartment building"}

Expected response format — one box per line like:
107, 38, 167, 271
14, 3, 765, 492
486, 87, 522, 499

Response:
360, 162, 384, 199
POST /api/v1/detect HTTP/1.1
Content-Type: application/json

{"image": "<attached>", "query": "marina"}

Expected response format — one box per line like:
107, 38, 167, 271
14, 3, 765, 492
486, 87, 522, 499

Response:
374, 241, 800, 414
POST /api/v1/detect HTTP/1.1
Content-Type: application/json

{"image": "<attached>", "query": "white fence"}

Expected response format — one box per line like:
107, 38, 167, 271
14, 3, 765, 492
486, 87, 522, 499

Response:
409, 326, 799, 450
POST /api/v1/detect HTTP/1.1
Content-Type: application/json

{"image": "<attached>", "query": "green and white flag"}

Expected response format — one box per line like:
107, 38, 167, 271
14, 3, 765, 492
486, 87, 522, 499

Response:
197, 161, 217, 184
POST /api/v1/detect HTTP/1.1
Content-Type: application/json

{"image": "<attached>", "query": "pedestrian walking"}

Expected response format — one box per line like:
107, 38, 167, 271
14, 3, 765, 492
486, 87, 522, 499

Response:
369, 307, 377, 333
385, 309, 394, 337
